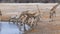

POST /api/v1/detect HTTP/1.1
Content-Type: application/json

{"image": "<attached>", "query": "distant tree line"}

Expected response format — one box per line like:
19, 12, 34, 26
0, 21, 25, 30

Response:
0, 0, 60, 3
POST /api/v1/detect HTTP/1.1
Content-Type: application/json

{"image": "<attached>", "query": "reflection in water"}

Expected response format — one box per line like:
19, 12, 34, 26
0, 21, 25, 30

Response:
18, 23, 31, 33
0, 22, 31, 34
0, 23, 1, 32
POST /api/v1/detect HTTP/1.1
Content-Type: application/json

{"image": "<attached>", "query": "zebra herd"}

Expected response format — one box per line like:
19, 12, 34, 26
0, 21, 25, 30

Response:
8, 3, 59, 33
9, 11, 40, 32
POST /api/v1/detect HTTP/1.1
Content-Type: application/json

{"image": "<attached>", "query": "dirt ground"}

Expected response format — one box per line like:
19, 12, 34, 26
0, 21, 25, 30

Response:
25, 16, 60, 34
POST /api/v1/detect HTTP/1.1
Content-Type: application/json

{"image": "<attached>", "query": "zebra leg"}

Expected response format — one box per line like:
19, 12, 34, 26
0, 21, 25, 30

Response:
24, 23, 26, 31
14, 19, 18, 24
17, 22, 22, 31
12, 21, 15, 24
9, 19, 11, 24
